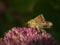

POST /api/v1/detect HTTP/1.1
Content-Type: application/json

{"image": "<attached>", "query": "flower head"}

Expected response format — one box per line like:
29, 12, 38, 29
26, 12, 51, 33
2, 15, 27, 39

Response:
0, 27, 59, 45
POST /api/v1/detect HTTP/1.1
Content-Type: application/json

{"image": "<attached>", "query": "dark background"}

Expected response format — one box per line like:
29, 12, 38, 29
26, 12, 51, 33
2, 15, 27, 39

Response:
0, 0, 60, 42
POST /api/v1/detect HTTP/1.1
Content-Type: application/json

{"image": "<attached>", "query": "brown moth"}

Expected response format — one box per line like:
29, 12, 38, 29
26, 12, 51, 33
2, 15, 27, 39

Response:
27, 14, 53, 32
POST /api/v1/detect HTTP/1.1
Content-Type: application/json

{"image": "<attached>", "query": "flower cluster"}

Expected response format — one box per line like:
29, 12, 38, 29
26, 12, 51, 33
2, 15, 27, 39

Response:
0, 27, 59, 45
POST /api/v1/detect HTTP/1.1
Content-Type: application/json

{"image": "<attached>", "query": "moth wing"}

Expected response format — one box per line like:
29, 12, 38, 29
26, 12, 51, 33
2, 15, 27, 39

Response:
34, 14, 46, 23
40, 14, 45, 22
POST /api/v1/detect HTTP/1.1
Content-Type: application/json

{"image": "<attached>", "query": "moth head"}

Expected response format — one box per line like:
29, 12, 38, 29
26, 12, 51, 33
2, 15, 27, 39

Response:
27, 19, 33, 24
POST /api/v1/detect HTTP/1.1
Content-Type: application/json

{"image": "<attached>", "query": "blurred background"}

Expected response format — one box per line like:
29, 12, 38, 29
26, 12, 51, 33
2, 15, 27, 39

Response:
0, 0, 60, 42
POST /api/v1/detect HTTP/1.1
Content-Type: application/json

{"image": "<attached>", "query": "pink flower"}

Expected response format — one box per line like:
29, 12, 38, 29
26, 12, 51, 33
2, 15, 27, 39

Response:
0, 27, 59, 45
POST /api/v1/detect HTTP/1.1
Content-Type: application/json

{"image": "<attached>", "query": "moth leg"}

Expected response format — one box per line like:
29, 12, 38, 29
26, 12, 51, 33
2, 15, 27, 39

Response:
36, 26, 41, 33
41, 29, 46, 32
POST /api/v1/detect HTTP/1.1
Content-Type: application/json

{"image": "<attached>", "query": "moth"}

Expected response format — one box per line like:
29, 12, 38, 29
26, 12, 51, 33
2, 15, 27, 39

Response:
27, 14, 53, 32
